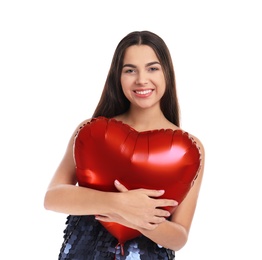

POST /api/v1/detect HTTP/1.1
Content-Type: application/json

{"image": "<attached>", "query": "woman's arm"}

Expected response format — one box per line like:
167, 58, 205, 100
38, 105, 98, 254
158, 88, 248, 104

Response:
103, 136, 205, 251
43, 120, 176, 229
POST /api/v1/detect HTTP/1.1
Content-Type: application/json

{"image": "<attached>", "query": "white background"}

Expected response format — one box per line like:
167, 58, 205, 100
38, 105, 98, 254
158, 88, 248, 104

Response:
1, 0, 262, 259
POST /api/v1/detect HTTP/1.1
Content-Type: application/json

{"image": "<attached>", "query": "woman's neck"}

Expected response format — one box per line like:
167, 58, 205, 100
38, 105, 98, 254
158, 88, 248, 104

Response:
115, 108, 169, 132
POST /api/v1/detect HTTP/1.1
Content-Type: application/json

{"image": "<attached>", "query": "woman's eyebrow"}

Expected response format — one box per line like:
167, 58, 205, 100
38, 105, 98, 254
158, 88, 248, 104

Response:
122, 61, 160, 68
146, 61, 160, 67
122, 64, 136, 68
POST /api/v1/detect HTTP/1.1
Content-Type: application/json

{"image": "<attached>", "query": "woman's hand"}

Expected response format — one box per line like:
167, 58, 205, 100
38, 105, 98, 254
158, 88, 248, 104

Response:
95, 180, 178, 231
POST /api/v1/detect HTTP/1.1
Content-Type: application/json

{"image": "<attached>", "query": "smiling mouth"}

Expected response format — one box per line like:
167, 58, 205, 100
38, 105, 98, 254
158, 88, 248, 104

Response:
134, 90, 153, 95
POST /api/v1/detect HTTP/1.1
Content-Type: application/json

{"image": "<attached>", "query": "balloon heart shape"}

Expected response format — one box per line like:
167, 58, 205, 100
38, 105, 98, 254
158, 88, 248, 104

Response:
74, 117, 201, 245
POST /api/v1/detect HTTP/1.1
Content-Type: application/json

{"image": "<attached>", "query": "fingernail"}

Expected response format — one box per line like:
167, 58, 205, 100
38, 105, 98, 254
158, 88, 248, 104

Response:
114, 179, 120, 185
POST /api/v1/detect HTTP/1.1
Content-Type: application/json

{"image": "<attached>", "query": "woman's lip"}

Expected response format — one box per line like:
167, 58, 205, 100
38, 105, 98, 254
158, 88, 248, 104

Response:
133, 89, 154, 97
134, 89, 153, 95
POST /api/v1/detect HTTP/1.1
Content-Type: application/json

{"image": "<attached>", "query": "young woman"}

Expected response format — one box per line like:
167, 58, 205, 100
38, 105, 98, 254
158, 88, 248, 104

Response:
44, 30, 205, 259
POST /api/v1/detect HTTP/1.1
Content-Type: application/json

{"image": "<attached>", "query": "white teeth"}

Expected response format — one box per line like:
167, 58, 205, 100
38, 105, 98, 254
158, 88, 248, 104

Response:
135, 90, 152, 95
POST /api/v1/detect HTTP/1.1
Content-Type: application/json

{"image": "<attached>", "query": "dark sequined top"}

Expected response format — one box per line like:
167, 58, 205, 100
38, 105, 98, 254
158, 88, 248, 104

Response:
58, 215, 175, 259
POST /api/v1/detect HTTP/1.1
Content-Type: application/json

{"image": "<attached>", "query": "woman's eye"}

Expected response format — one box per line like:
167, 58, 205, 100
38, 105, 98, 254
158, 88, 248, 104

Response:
149, 67, 159, 71
124, 69, 135, 73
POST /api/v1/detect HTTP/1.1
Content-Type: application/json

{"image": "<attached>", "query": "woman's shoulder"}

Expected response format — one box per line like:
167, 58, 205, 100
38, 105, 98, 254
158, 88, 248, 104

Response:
191, 133, 205, 155
72, 118, 93, 136
184, 130, 205, 162
174, 124, 205, 158
77, 118, 92, 127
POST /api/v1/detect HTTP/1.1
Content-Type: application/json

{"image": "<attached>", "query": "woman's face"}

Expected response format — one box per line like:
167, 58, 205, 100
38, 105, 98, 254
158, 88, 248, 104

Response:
120, 45, 166, 110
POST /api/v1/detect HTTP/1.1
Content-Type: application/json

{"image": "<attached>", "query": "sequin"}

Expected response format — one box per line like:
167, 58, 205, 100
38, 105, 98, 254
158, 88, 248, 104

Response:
58, 215, 175, 259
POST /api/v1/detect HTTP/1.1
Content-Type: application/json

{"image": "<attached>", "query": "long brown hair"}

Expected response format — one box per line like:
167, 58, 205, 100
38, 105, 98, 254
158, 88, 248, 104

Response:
92, 30, 180, 127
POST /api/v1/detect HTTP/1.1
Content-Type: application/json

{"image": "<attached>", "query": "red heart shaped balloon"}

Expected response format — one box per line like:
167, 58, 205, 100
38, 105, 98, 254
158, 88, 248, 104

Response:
74, 117, 201, 244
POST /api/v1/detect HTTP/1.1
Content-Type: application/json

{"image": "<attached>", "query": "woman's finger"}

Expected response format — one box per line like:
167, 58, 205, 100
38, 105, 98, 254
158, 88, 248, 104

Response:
114, 179, 129, 192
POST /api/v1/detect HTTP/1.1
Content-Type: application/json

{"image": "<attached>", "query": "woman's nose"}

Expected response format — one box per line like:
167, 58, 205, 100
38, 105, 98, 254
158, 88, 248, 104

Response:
135, 72, 148, 85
